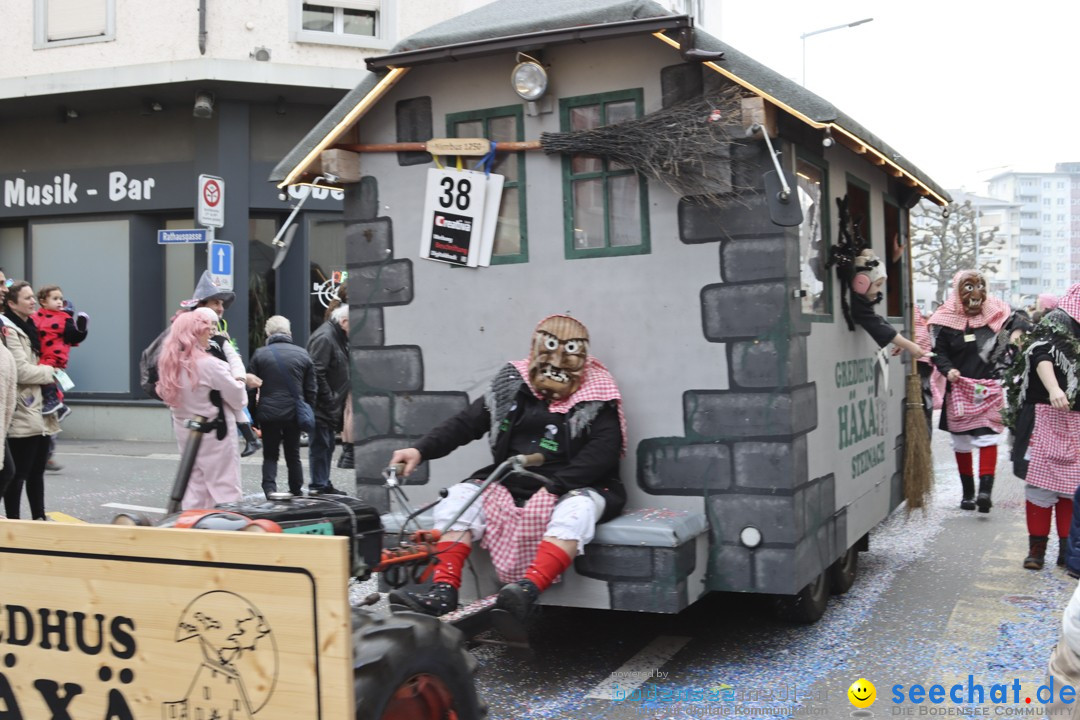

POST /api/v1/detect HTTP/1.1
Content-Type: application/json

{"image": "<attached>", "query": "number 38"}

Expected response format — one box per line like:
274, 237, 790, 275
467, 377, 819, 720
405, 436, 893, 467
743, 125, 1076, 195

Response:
438, 177, 472, 211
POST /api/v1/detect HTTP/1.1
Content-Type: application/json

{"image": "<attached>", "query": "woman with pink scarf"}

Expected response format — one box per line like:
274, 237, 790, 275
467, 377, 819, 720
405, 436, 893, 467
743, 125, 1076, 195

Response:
1009, 284, 1080, 570
930, 270, 1016, 513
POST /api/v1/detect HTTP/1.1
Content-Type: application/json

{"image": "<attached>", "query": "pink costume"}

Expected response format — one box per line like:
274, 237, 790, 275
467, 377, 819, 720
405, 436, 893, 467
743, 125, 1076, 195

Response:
169, 354, 247, 509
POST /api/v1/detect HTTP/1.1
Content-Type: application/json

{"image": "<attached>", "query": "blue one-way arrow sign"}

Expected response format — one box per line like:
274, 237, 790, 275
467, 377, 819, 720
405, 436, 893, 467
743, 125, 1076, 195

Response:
208, 239, 234, 291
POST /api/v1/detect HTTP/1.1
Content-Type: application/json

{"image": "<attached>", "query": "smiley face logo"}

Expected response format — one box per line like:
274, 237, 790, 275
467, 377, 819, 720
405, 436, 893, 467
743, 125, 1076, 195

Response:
848, 678, 876, 708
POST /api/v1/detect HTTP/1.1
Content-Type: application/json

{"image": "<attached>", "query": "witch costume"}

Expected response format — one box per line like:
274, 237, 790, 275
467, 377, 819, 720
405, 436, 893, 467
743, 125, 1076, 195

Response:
930, 270, 1016, 513
1006, 283, 1080, 570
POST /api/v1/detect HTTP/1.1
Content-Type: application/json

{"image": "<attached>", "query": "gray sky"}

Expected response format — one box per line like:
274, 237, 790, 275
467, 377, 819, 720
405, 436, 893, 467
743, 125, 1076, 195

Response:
697, 1, 1080, 193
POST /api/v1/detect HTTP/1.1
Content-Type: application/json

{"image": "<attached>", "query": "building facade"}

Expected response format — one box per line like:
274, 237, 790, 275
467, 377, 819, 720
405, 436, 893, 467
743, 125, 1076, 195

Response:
986, 168, 1077, 306
0, 0, 487, 439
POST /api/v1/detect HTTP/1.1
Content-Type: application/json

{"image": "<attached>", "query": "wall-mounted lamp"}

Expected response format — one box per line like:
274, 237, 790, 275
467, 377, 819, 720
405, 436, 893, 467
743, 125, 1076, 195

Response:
193, 91, 215, 119
142, 99, 165, 115
250, 46, 271, 61
822, 128, 834, 148
511, 53, 548, 102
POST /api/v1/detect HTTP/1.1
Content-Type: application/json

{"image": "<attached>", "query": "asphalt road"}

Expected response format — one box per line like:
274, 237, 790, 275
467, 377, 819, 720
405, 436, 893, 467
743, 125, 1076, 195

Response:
18, 428, 1078, 720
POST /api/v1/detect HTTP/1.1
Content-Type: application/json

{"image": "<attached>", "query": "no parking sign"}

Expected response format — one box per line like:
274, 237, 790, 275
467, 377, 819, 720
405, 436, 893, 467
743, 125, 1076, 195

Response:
198, 174, 224, 228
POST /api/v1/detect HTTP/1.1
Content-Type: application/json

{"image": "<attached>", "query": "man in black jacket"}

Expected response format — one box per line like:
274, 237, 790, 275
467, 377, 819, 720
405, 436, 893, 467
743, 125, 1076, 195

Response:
388, 315, 626, 623
306, 305, 350, 496
248, 315, 317, 498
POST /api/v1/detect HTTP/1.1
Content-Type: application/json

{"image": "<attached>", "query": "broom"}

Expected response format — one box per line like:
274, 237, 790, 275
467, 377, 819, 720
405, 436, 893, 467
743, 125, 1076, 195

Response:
902, 234, 933, 511
539, 86, 752, 207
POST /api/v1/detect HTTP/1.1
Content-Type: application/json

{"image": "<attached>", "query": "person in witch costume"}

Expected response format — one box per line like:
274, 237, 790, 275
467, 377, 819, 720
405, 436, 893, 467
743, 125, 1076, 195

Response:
1006, 283, 1080, 571
387, 315, 626, 623
930, 270, 1018, 513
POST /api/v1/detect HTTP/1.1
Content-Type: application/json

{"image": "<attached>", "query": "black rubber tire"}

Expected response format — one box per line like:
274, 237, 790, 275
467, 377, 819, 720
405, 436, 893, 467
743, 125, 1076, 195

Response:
773, 571, 830, 624
352, 607, 486, 720
827, 546, 859, 595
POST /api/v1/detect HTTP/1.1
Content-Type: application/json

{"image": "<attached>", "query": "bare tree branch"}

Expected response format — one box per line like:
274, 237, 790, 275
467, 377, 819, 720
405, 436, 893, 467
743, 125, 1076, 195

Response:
910, 199, 1002, 305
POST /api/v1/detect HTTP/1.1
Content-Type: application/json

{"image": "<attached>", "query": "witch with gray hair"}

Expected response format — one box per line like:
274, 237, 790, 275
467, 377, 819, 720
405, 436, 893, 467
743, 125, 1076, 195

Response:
246, 315, 317, 498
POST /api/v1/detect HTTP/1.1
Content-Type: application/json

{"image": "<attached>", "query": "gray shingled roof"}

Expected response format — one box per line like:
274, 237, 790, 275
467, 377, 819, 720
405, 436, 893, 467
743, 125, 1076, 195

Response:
270, 0, 949, 203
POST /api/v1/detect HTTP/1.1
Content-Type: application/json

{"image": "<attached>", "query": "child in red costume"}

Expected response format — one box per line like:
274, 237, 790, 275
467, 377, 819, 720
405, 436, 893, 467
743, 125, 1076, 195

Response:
32, 285, 89, 420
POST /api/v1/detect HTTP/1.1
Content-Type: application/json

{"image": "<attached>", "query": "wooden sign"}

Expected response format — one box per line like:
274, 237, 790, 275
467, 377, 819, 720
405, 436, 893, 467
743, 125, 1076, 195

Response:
425, 138, 491, 156
0, 520, 352, 720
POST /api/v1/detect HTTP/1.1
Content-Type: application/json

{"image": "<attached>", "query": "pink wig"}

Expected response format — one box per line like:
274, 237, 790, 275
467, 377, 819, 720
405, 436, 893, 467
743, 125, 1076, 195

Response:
155, 310, 214, 407
1037, 293, 1059, 312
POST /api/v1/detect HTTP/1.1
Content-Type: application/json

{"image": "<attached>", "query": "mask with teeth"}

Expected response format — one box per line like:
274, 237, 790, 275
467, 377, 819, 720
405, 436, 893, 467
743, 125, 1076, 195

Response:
528, 315, 589, 401
958, 271, 987, 316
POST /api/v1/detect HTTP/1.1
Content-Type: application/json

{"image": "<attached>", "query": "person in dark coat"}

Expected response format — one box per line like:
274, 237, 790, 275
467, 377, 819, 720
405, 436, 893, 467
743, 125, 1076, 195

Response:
247, 316, 316, 498
387, 315, 626, 624
930, 270, 1016, 513
305, 305, 350, 496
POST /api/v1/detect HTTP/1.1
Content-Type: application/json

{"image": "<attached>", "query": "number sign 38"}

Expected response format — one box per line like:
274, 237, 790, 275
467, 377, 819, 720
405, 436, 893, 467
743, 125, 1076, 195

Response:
419, 168, 502, 268
438, 176, 473, 212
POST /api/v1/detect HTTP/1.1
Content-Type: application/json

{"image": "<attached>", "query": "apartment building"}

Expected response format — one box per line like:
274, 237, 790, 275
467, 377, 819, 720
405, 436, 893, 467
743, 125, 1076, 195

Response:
986, 168, 1076, 306
0, 0, 486, 439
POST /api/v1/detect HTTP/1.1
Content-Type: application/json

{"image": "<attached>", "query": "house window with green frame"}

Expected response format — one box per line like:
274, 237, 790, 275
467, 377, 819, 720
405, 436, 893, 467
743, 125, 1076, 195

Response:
446, 105, 528, 264
796, 154, 831, 316
560, 89, 650, 258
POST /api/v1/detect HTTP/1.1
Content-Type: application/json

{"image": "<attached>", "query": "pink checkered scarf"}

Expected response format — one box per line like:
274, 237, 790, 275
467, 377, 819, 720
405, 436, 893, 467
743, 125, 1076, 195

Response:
1026, 404, 1080, 495
929, 270, 1010, 332
914, 308, 932, 365
479, 483, 558, 584
945, 376, 1005, 433
1060, 284, 1080, 324
510, 356, 627, 456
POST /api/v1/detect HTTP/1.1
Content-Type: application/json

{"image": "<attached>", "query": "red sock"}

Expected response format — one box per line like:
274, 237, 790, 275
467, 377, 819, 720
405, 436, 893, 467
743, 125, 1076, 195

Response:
432, 541, 471, 589
1026, 501, 1053, 537
1056, 497, 1074, 538
955, 452, 973, 476
524, 541, 573, 592
978, 445, 997, 476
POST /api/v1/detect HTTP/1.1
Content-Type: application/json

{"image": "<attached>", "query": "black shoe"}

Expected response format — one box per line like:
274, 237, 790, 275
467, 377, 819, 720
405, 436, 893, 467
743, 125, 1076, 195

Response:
496, 579, 541, 624
388, 582, 458, 617
1024, 535, 1048, 570
55, 405, 72, 422
976, 475, 994, 513
337, 443, 355, 469
959, 474, 976, 510
241, 438, 262, 458
308, 484, 346, 496
1059, 538, 1069, 567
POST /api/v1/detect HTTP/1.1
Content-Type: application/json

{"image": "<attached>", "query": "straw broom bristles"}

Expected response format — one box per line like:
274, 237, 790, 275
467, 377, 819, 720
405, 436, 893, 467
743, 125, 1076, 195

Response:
539, 87, 752, 207
903, 372, 933, 511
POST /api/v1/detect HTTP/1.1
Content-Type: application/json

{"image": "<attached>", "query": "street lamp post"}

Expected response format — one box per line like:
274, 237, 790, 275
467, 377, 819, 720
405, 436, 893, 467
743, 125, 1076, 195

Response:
800, 18, 873, 87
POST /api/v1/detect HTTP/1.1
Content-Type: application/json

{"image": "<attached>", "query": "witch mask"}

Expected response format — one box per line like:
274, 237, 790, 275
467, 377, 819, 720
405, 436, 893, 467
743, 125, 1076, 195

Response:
529, 316, 589, 401
958, 272, 987, 316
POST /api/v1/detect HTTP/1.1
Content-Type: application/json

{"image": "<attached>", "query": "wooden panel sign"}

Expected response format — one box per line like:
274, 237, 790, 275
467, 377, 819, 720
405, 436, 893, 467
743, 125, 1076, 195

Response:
0, 520, 353, 720
425, 138, 491, 156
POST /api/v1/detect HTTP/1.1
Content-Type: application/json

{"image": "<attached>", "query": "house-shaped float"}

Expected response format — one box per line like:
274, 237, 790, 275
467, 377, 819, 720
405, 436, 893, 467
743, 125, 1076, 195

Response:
273, 0, 949, 620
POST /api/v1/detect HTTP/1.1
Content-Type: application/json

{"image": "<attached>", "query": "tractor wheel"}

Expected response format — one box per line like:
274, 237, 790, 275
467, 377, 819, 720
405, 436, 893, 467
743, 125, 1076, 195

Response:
772, 571, 830, 624
352, 607, 486, 720
827, 546, 859, 595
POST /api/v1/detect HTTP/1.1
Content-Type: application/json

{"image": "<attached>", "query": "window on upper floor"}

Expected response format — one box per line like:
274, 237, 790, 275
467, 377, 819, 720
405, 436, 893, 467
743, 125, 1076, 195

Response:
34, 0, 115, 48
447, 105, 528, 264
561, 89, 650, 259
291, 0, 395, 49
